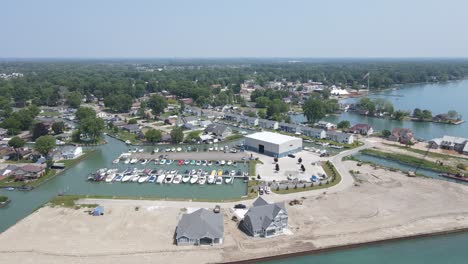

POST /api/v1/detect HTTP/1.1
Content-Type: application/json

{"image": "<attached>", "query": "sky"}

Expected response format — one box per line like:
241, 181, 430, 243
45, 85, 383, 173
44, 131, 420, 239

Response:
2, 0, 468, 58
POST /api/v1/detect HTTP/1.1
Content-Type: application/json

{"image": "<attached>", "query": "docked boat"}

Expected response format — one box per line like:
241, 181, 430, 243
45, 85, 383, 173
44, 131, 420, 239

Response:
227, 160, 232, 166
166, 159, 173, 165
215, 177, 223, 185
154, 148, 159, 153
220, 160, 226, 166
225, 176, 233, 184
165, 148, 171, 152
138, 175, 149, 183
130, 158, 138, 164
176, 147, 182, 152
173, 174, 182, 184
105, 173, 116, 182
156, 174, 165, 184
197, 169, 203, 176
439, 173, 468, 182
112, 158, 120, 164
159, 159, 166, 165
141, 159, 148, 165
198, 175, 207, 184
131, 175, 140, 182
171, 147, 176, 152
165, 174, 174, 183
202, 160, 207, 166
217, 170, 223, 176
121, 174, 133, 182
190, 175, 199, 184
124, 158, 130, 164
184, 160, 190, 165
148, 175, 157, 183
182, 175, 191, 183
196, 160, 202, 166
207, 161, 213, 166
190, 169, 196, 175
113, 174, 123, 182
0, 198, 11, 208
207, 175, 215, 184
178, 160, 184, 166
230, 170, 236, 176
211, 170, 217, 176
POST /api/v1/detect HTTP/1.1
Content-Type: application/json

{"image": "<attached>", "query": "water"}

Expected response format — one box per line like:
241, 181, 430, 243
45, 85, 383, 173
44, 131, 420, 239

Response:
0, 136, 248, 232
264, 231, 468, 264
324, 79, 468, 140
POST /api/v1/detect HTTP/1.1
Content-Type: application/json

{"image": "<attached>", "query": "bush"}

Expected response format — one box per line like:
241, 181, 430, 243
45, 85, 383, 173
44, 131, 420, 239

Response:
457, 163, 467, 170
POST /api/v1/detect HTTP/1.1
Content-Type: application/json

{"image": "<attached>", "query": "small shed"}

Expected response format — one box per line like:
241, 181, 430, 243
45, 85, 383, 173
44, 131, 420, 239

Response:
92, 206, 104, 216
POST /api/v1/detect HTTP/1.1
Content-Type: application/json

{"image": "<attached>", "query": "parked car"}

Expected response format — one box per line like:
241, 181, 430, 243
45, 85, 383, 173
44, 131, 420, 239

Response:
288, 154, 296, 158
213, 205, 221, 213
234, 204, 246, 209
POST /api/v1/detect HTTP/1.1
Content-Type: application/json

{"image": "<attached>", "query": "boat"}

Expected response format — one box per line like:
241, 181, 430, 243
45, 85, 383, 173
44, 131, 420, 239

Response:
166, 148, 171, 152
159, 159, 166, 165
156, 174, 165, 184
190, 160, 195, 165
121, 174, 133, 182
190, 175, 198, 184
130, 158, 138, 164
4, 187, 15, 191
196, 160, 202, 166
138, 148, 144, 153
0, 198, 11, 208
112, 158, 120, 164
178, 160, 184, 166
225, 176, 233, 184
176, 147, 182, 152
124, 158, 130, 164
141, 159, 148, 165
182, 175, 191, 183
207, 161, 213, 166
223, 170, 229, 176
207, 175, 215, 184
184, 160, 190, 165
113, 174, 123, 182
227, 160, 232, 166
198, 175, 207, 184
190, 169, 196, 175
439, 173, 468, 182
220, 160, 226, 166
138, 175, 149, 183
166, 159, 173, 165
131, 175, 140, 182
171, 147, 176, 152
155, 148, 159, 153
148, 175, 157, 183
173, 174, 182, 184
215, 177, 223, 185
211, 170, 217, 176
232, 161, 237, 166
230, 170, 236, 176
236, 170, 242, 176
215, 160, 220, 165
202, 160, 207, 166
217, 169, 223, 176
105, 173, 116, 182
165, 174, 174, 183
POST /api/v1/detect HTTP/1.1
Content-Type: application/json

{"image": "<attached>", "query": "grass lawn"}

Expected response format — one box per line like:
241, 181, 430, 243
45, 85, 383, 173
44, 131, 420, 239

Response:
361, 148, 460, 174
57, 150, 96, 168
249, 160, 263, 176
47, 195, 98, 209
0, 169, 57, 188
272, 161, 341, 194
39, 111, 61, 117
105, 128, 140, 144
383, 143, 468, 161
225, 134, 244, 141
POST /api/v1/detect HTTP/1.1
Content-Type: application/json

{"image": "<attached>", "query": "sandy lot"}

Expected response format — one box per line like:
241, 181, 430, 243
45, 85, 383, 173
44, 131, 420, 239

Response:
3, 161, 468, 263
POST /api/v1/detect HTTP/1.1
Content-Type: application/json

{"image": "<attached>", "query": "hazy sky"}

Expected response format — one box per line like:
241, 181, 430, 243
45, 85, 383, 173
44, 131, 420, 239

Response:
2, 0, 468, 58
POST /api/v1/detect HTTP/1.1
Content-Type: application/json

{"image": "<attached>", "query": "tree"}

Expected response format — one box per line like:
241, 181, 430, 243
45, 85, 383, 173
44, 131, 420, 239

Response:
147, 95, 167, 116
170, 126, 184, 144
255, 96, 270, 108
80, 117, 105, 142
303, 98, 326, 123
32, 123, 49, 141
75, 107, 96, 121
359, 97, 376, 113
51, 121, 65, 135
128, 118, 138, 125
179, 100, 185, 113
34, 135, 56, 157
104, 94, 133, 113
381, 129, 391, 138
145, 129, 162, 143
448, 110, 461, 120
185, 131, 201, 143
422, 110, 432, 120
337, 120, 351, 130
257, 109, 266, 119
393, 110, 408, 121
67, 91, 82, 108
413, 108, 422, 119
8, 136, 25, 160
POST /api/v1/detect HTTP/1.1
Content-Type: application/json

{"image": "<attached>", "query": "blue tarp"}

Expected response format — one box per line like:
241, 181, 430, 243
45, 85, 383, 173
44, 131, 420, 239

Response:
92, 206, 104, 216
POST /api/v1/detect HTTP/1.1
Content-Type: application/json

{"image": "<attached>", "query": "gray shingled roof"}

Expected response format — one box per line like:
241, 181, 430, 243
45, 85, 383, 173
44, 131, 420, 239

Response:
176, 209, 223, 240
245, 198, 286, 231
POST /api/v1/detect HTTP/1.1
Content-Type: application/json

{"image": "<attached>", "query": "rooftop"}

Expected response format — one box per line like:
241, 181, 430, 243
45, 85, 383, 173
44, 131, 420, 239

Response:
246, 132, 301, 144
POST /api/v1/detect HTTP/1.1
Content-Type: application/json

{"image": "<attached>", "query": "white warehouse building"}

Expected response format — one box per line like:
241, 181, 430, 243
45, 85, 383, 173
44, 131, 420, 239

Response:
244, 132, 302, 158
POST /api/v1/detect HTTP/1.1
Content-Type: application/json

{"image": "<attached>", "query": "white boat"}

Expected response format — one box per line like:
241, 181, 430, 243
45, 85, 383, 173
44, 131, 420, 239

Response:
105, 173, 116, 182
124, 159, 130, 164
154, 148, 159, 153
159, 159, 166, 165
138, 148, 144, 153
225, 176, 233, 184
215, 177, 223, 185
190, 175, 198, 184
198, 175, 207, 184
173, 174, 182, 184
165, 174, 174, 183
138, 176, 149, 183
171, 147, 176, 152
165, 148, 171, 152
131, 175, 140, 182
141, 159, 148, 165
121, 174, 133, 182
220, 160, 226, 166
112, 158, 119, 164
227, 160, 232, 166
184, 160, 190, 165
182, 175, 191, 183
156, 174, 165, 184
190, 169, 196, 175
195, 160, 201, 166
176, 147, 182, 152
208, 161, 213, 166
207, 175, 215, 184
230, 170, 236, 176
130, 158, 138, 164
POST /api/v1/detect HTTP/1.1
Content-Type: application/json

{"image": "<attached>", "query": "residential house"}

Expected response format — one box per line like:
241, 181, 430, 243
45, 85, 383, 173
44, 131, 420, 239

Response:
389, 128, 415, 144
279, 122, 300, 134
121, 124, 140, 134
315, 121, 337, 131
199, 120, 213, 128
241, 197, 288, 238
224, 113, 241, 123
180, 98, 193, 105
164, 116, 178, 125
348, 124, 374, 135
12, 164, 46, 180
240, 116, 259, 127
204, 124, 232, 139
60, 146, 83, 160
429, 135, 468, 153
301, 127, 326, 139
0, 128, 7, 140
327, 131, 354, 144
258, 119, 279, 130
175, 208, 224, 246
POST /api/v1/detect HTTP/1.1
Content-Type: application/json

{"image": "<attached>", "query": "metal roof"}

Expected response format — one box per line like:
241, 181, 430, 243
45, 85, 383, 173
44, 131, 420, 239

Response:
246, 132, 301, 145
176, 208, 224, 240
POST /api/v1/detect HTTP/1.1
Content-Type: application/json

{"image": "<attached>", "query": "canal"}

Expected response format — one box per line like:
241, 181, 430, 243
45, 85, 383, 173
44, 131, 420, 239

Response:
0, 136, 248, 233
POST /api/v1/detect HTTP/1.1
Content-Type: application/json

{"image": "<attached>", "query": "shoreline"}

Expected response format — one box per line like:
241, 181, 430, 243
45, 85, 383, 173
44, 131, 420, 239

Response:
225, 226, 468, 264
